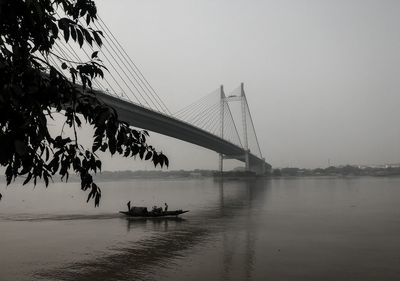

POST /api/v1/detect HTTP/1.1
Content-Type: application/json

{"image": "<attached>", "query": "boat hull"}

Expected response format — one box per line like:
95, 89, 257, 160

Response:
119, 210, 189, 218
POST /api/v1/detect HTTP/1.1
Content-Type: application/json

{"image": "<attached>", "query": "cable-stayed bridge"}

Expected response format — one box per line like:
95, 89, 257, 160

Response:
48, 16, 271, 174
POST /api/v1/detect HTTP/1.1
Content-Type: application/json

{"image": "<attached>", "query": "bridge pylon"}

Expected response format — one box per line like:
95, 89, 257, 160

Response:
220, 83, 255, 173
217, 83, 271, 175
219, 85, 225, 173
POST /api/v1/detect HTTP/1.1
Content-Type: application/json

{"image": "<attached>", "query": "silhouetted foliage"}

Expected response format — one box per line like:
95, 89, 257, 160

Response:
0, 0, 168, 206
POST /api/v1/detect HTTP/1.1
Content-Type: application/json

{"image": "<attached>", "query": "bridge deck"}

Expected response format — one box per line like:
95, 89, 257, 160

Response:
96, 91, 269, 168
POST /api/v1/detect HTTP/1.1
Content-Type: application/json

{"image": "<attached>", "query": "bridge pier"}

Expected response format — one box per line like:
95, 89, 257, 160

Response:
220, 150, 270, 176
219, 153, 224, 173
244, 149, 250, 171
249, 158, 272, 175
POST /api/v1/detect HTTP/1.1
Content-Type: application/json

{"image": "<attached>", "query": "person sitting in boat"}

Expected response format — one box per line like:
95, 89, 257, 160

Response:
127, 201, 131, 212
132, 206, 148, 215
152, 205, 163, 214
164, 203, 168, 212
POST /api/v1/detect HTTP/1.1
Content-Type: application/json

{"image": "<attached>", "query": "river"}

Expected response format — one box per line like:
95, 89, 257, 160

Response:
1, 177, 400, 281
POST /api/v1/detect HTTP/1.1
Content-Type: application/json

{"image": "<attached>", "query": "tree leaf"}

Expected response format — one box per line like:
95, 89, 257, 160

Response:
23, 173, 32, 185
63, 26, 70, 42
108, 138, 116, 155
75, 115, 81, 127
95, 160, 101, 170
92, 135, 102, 152
139, 146, 145, 159
70, 26, 76, 41
76, 29, 84, 47
43, 173, 49, 187
145, 151, 152, 160
93, 31, 102, 46
100, 143, 108, 152
83, 29, 92, 45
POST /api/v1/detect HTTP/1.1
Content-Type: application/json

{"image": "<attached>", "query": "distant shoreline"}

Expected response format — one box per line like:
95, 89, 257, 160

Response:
2, 165, 400, 185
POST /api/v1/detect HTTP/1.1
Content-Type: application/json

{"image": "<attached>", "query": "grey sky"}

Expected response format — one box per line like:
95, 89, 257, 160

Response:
93, 0, 400, 170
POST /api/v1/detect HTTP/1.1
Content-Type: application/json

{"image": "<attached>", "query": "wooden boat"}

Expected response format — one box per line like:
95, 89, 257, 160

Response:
119, 209, 189, 218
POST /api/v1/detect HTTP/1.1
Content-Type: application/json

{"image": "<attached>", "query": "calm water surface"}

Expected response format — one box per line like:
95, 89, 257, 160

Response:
1, 177, 400, 281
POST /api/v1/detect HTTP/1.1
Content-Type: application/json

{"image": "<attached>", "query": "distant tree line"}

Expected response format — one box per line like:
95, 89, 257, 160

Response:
96, 169, 215, 180
272, 165, 400, 177
0, 169, 216, 182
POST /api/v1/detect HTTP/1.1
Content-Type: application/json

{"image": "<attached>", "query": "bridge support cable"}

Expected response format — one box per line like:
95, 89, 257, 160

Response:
52, 12, 133, 101
79, 43, 132, 101
241, 83, 248, 151
241, 84, 263, 158
77, 40, 133, 101
49, 41, 110, 94
52, 12, 171, 114
78, 29, 143, 105
176, 98, 219, 126
193, 103, 228, 136
174, 100, 211, 122
47, 55, 65, 77
93, 20, 170, 114
182, 103, 219, 132
220, 98, 242, 146
174, 87, 242, 148
173, 88, 219, 120
209, 102, 240, 144
52, 41, 108, 93
193, 103, 221, 131
76, 15, 163, 111
174, 86, 246, 172
182, 101, 220, 126
96, 16, 171, 115
223, 95, 243, 148
245, 101, 262, 158
174, 91, 226, 132
54, 39, 120, 97
88, 21, 161, 111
